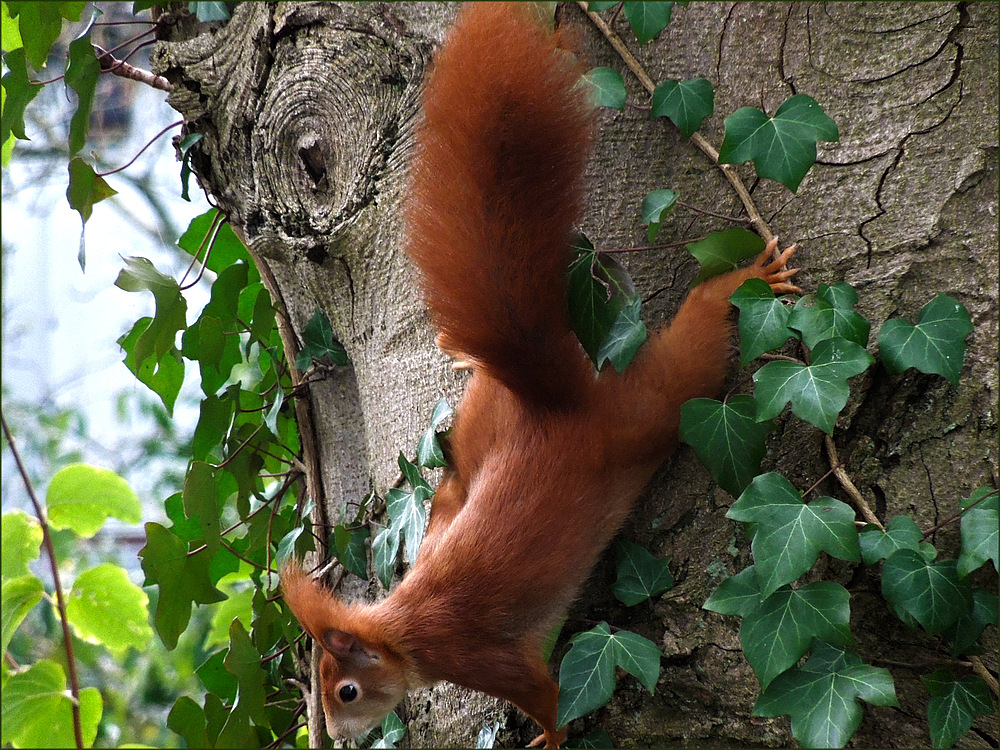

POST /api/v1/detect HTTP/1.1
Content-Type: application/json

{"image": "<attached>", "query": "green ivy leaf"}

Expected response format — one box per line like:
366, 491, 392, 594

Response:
612, 539, 673, 606
622, 1, 674, 44
115, 256, 187, 365
1, 3, 23, 52
475, 721, 500, 749
5, 2, 68, 69
944, 588, 998, 657
727, 473, 860, 597
66, 562, 153, 654
679, 396, 774, 497
167, 696, 211, 750
1, 574, 43, 656
1, 510, 43, 580
922, 669, 993, 749
222, 621, 269, 728
686, 228, 764, 288
703, 565, 763, 617
46, 463, 141, 538
183, 261, 249, 396
67, 156, 118, 224
858, 515, 935, 566
119, 318, 185, 415
641, 189, 677, 244
877, 294, 972, 385
741, 582, 854, 689
65, 31, 100, 154
0, 659, 102, 749
582, 66, 626, 110
881, 550, 972, 635
372, 711, 406, 748
333, 524, 370, 579
372, 524, 399, 589
718, 94, 838, 192
754, 642, 897, 748
651, 78, 714, 138
788, 283, 870, 350
598, 295, 647, 374
295, 308, 348, 370
1, 48, 41, 143
729, 278, 796, 365
183, 461, 221, 554
957, 488, 998, 576
139, 522, 226, 650
752, 337, 874, 434
177, 132, 203, 201
556, 622, 661, 728
416, 398, 453, 469
586, 1, 619, 11
566, 729, 615, 749
190, 0, 230, 22
177, 209, 253, 274
386, 484, 430, 565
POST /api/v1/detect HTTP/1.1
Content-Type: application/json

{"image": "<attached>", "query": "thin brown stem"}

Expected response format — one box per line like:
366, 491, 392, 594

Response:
97, 119, 182, 177
921, 489, 999, 539
824, 435, 883, 530
1, 411, 84, 749
677, 199, 750, 224
94, 42, 171, 91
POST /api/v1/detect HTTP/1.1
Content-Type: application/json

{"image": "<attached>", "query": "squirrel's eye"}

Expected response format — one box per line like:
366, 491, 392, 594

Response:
339, 684, 358, 703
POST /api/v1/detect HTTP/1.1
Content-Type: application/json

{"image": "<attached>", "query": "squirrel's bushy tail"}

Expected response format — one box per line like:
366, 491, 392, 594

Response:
405, 2, 593, 406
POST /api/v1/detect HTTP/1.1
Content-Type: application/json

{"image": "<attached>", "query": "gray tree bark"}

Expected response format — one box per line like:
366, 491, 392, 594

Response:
154, 2, 997, 747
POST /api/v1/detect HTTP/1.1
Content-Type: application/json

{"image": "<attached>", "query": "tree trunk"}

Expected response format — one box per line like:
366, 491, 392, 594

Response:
153, 2, 997, 747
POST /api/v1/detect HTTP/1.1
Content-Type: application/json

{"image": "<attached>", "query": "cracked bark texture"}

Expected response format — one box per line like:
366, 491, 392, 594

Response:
153, 2, 997, 747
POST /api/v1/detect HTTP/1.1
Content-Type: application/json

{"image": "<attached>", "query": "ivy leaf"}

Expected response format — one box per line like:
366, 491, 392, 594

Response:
1, 575, 43, 657
719, 94, 838, 191
556, 622, 661, 728
582, 66, 626, 110
788, 283, 870, 349
679, 396, 773, 497
385, 483, 429, 566
372, 524, 400, 589
686, 228, 764, 288
0, 660, 102, 749
222, 621, 269, 728
177, 209, 253, 273
183, 461, 221, 554
754, 642, 897, 749
119, 318, 185, 415
877, 294, 972, 385
167, 696, 211, 750
2, 510, 43, 580
730, 278, 796, 365
597, 295, 647, 374
67, 155, 117, 224
177, 132, 203, 201
115, 256, 187, 365
858, 515, 935, 566
190, 0, 230, 22
922, 669, 994, 749
622, 1, 674, 44
65, 30, 100, 154
641, 189, 677, 243
1, 48, 41, 143
741, 582, 854, 689
66, 562, 154, 654
566, 730, 615, 748
416, 398, 453, 469
5, 2, 66, 69
703, 565, 764, 617
182, 261, 249, 395
475, 721, 500, 749
46, 463, 141, 537
612, 540, 673, 606
881, 550, 972, 635
372, 712, 406, 749
333, 525, 370, 579
944, 588, 999, 657
295, 308, 348, 370
728, 473, 861, 597
651, 78, 714, 138
753, 337, 874, 435
958, 488, 998, 576
1, 3, 23, 53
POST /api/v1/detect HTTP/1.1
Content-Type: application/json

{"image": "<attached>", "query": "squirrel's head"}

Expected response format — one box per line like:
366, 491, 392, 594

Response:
281, 563, 410, 740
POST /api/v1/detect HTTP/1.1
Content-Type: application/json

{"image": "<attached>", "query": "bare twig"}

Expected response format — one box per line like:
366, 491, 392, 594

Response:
96, 119, 182, 177
93, 43, 172, 91
1, 411, 85, 749
824, 434, 883, 530
921, 488, 999, 539
970, 656, 999, 698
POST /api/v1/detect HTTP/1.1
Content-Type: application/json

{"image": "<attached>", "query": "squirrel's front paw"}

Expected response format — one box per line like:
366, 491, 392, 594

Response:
752, 237, 801, 295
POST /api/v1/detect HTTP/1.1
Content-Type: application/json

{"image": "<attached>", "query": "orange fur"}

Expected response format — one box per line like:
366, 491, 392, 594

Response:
282, 3, 799, 747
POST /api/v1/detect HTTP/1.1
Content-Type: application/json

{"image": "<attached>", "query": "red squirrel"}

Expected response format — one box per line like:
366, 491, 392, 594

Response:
282, 3, 800, 747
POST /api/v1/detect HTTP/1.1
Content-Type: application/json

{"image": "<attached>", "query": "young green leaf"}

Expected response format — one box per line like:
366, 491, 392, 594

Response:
582, 66, 626, 110
1, 510, 43, 580
922, 669, 993, 749
1, 3, 23, 53
557, 622, 661, 728
740, 582, 854, 689
67, 155, 118, 224
0, 659, 102, 749
944, 588, 998, 657
46, 463, 141, 537
623, 1, 674, 44
5, 2, 67, 69
641, 189, 677, 243
754, 642, 897, 749
686, 228, 764, 287
65, 31, 100, 154
727, 473, 861, 597
729, 278, 796, 364
1, 575, 43, 656
66, 562, 154, 653
881, 550, 973, 635
416, 397, 453, 469
957, 487, 997, 576
877, 294, 972, 385
858, 515, 935, 566
612, 539, 673, 606
752, 337, 874, 434
333, 525, 370, 579
679, 396, 774, 497
651, 78, 714, 139
788, 283, 870, 349
718, 95, 839, 192
1, 48, 41, 143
